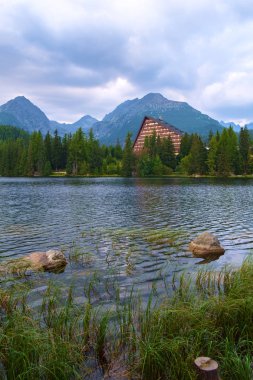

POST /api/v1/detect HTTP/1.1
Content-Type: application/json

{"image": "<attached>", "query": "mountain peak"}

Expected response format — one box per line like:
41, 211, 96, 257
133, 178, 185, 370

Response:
0, 96, 98, 136
140, 93, 188, 108
72, 115, 98, 130
0, 95, 50, 133
93, 92, 223, 144
14, 95, 29, 100
2, 95, 41, 110
142, 93, 166, 101
8, 96, 32, 105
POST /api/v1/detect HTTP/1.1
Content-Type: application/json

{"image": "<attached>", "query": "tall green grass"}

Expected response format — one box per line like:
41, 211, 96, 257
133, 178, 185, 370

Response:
1, 260, 253, 379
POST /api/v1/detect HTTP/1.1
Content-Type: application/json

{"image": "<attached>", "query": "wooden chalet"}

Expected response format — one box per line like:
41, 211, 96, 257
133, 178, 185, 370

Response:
133, 116, 183, 154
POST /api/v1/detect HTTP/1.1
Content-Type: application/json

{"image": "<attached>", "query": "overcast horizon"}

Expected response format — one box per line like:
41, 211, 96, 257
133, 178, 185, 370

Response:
1, 0, 253, 125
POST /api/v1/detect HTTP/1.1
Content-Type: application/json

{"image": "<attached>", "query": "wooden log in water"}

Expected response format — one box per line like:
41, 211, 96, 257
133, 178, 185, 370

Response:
194, 357, 220, 380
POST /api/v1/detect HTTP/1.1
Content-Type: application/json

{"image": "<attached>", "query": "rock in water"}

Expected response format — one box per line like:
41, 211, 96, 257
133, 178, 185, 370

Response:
26, 249, 67, 272
0, 249, 67, 275
189, 232, 225, 257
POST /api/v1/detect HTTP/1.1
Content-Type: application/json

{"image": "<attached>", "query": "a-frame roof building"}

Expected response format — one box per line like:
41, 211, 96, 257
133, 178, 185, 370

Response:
133, 116, 183, 154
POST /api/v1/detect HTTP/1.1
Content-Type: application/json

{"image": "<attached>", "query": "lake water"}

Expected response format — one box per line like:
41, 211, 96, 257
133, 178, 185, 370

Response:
1, 177, 253, 303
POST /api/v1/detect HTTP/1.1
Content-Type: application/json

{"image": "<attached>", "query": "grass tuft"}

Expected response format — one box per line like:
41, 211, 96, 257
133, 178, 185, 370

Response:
1, 259, 253, 378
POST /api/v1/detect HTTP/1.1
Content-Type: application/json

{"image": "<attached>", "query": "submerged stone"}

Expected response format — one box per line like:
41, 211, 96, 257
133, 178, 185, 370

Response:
189, 232, 225, 257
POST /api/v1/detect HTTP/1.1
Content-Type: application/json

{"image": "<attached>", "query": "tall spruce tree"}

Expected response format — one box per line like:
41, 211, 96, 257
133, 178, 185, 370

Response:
44, 132, 52, 167
122, 133, 135, 177
67, 128, 86, 175
216, 127, 239, 176
159, 136, 176, 170
178, 133, 193, 159
207, 135, 219, 175
239, 126, 250, 174
52, 130, 62, 171
187, 134, 207, 175
87, 129, 102, 174
27, 131, 46, 176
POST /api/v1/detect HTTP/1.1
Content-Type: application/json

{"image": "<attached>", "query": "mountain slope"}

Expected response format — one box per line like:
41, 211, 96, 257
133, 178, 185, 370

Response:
71, 115, 98, 130
0, 96, 98, 136
0, 96, 51, 134
49, 115, 98, 135
0, 93, 224, 143
93, 93, 223, 145
0, 111, 23, 128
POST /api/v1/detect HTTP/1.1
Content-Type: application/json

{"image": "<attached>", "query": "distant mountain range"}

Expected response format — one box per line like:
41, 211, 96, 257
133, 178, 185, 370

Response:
220, 120, 253, 133
220, 120, 241, 132
0, 96, 98, 136
0, 93, 252, 144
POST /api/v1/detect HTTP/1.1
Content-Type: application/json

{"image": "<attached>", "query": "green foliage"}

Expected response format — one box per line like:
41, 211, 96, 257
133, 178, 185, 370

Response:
1, 124, 253, 178
2, 261, 253, 379
43, 160, 52, 176
121, 132, 135, 177
0, 125, 29, 141
67, 128, 86, 175
27, 131, 46, 176
217, 127, 239, 176
239, 126, 251, 174
0, 138, 28, 176
178, 126, 253, 177
86, 129, 103, 174
207, 134, 219, 175
178, 133, 193, 159
136, 132, 177, 176
181, 134, 207, 175
52, 129, 62, 171
158, 136, 176, 170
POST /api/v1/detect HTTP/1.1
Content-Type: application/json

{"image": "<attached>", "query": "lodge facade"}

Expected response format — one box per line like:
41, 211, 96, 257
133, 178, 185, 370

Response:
133, 116, 183, 154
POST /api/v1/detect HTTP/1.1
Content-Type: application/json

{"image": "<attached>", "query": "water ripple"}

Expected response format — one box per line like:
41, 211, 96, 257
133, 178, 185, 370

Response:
1, 177, 253, 301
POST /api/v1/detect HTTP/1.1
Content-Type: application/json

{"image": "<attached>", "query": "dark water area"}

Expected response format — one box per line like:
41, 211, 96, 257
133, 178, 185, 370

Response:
0, 177, 253, 304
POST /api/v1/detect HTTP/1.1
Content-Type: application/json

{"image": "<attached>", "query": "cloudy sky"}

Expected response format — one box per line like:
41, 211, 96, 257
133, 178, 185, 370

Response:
1, 0, 253, 123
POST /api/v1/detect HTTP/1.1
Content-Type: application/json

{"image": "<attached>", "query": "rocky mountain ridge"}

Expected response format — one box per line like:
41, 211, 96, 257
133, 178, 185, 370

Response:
1, 93, 250, 144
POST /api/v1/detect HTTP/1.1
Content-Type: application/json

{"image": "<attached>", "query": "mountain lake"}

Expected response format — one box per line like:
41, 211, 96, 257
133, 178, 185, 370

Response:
0, 176, 253, 306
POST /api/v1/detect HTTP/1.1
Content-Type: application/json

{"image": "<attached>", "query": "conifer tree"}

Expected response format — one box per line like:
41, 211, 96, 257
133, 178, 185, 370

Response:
178, 133, 193, 159
87, 129, 102, 174
187, 134, 207, 175
122, 133, 135, 177
159, 136, 176, 170
67, 128, 86, 175
207, 135, 218, 175
239, 126, 250, 174
44, 132, 52, 167
217, 127, 239, 176
27, 131, 46, 176
113, 139, 123, 160
62, 134, 71, 169
52, 130, 62, 171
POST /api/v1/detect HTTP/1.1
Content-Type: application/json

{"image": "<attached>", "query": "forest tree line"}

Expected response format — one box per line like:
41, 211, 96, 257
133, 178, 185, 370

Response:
0, 124, 252, 177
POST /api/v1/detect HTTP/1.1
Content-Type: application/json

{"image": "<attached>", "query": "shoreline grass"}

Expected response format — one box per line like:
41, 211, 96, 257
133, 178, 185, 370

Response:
1, 260, 253, 379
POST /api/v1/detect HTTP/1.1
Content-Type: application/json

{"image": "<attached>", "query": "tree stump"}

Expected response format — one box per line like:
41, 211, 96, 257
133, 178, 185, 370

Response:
194, 357, 220, 380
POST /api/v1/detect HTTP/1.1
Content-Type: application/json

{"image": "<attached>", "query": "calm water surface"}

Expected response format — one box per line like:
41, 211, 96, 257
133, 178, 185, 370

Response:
0, 177, 253, 303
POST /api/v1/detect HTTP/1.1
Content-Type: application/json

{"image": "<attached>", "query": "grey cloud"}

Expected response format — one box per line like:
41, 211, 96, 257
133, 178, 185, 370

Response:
1, 0, 253, 122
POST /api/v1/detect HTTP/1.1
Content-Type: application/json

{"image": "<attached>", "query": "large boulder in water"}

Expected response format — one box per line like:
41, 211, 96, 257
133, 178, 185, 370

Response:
189, 232, 225, 257
0, 249, 67, 275
25, 249, 67, 272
